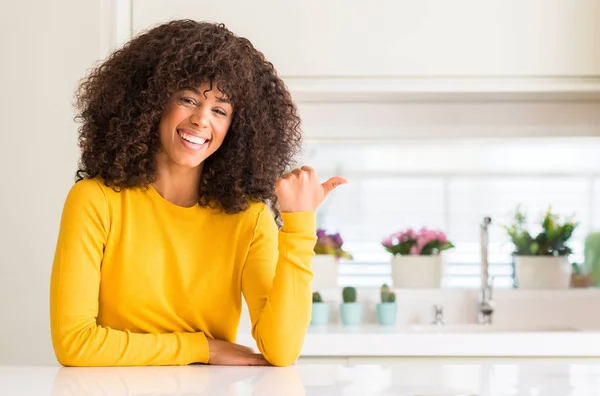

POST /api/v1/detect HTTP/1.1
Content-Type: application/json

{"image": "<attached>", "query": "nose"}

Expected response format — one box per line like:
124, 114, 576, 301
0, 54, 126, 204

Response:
189, 111, 209, 128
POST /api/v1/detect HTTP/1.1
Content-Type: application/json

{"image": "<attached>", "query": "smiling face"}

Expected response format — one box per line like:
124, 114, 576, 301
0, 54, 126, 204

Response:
157, 82, 234, 171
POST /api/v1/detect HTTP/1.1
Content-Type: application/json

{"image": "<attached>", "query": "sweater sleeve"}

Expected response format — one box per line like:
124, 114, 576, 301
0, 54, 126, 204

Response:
50, 179, 209, 367
241, 206, 316, 367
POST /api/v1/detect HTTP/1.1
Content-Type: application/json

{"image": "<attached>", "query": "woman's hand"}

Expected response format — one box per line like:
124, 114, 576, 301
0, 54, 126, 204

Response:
207, 338, 271, 366
275, 166, 347, 213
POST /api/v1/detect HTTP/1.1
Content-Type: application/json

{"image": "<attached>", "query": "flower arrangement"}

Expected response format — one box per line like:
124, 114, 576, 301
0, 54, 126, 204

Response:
505, 206, 578, 256
382, 227, 454, 256
314, 229, 353, 259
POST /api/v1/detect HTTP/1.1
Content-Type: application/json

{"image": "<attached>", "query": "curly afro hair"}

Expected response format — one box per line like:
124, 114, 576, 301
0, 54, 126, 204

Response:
75, 20, 302, 220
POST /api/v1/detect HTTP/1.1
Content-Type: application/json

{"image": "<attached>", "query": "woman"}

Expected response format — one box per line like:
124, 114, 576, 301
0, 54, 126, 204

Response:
50, 20, 346, 367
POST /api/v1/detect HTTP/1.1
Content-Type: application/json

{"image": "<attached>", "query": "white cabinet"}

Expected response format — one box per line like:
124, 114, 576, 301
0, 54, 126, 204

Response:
130, 0, 600, 100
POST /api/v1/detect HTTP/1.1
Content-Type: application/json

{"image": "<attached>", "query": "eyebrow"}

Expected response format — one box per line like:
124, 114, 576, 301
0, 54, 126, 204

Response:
183, 86, 232, 104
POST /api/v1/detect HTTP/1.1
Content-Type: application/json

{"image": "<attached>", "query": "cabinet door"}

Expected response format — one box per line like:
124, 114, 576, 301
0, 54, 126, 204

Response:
132, 0, 600, 78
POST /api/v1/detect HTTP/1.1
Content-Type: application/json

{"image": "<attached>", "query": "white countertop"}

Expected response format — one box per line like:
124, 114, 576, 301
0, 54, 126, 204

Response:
238, 324, 600, 357
4, 359, 600, 395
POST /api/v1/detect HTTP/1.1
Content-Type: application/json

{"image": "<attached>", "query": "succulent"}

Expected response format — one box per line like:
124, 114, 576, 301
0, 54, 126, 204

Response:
380, 283, 396, 303
505, 206, 578, 256
342, 286, 356, 303
312, 291, 323, 303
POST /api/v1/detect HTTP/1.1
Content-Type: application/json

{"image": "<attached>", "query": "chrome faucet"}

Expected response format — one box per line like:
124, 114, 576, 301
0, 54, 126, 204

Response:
431, 304, 444, 325
479, 217, 494, 324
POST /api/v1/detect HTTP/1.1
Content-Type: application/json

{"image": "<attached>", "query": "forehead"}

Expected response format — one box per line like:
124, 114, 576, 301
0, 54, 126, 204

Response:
184, 82, 231, 103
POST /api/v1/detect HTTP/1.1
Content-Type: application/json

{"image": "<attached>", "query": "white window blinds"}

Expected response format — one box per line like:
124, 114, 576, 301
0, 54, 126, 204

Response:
303, 138, 599, 288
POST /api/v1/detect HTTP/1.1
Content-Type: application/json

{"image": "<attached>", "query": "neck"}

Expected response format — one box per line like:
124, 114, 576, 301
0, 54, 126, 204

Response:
152, 154, 203, 207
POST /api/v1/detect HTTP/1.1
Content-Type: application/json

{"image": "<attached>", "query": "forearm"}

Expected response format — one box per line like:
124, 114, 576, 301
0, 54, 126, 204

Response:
252, 257, 313, 366
51, 316, 209, 366
249, 212, 316, 366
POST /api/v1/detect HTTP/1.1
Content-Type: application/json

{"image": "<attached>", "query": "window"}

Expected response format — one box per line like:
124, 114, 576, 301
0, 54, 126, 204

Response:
301, 137, 599, 288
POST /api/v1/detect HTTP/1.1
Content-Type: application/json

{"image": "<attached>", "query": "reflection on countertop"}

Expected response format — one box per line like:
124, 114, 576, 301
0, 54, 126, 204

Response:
3, 358, 600, 396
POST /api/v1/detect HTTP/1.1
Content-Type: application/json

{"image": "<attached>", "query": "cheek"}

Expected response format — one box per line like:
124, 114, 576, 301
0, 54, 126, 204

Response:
216, 121, 232, 141
162, 105, 188, 128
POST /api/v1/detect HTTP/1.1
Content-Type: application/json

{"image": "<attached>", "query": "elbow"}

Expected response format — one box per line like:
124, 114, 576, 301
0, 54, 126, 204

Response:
54, 346, 90, 367
56, 353, 82, 367
52, 328, 94, 367
264, 350, 300, 367
253, 316, 310, 367
257, 337, 303, 367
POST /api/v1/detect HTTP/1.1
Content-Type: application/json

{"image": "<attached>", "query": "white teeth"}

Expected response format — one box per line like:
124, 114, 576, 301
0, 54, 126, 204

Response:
179, 131, 207, 145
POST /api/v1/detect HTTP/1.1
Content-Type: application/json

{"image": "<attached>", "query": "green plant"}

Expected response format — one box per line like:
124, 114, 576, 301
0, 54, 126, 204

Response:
505, 206, 578, 256
342, 286, 356, 303
315, 229, 353, 259
380, 283, 396, 303
312, 292, 323, 303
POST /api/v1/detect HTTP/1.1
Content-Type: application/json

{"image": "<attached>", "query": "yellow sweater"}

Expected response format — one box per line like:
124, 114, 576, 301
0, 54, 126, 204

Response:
50, 178, 316, 367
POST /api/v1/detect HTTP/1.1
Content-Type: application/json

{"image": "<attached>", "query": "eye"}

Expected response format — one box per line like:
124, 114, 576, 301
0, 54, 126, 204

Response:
213, 108, 228, 116
179, 97, 197, 106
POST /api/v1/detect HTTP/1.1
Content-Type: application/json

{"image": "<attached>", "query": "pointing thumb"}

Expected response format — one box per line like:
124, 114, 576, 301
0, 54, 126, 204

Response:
321, 176, 348, 196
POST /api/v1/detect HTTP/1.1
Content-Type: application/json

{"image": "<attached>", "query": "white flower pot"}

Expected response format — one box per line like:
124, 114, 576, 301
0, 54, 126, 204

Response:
391, 255, 443, 288
311, 254, 339, 290
515, 256, 572, 289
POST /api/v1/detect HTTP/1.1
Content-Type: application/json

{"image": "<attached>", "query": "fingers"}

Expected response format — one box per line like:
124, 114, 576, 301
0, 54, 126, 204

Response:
321, 176, 348, 196
276, 165, 347, 213
237, 344, 269, 365
242, 346, 256, 354
281, 165, 314, 178
251, 354, 271, 366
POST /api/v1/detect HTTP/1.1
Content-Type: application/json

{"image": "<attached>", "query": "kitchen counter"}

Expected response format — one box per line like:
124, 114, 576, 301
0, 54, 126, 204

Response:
235, 288, 600, 358
237, 324, 600, 357
4, 359, 600, 395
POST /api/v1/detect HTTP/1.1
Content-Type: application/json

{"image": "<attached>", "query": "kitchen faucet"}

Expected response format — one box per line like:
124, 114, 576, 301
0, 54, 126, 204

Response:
479, 216, 494, 324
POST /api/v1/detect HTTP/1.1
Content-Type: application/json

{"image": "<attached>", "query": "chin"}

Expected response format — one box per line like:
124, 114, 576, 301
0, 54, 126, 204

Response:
175, 155, 206, 169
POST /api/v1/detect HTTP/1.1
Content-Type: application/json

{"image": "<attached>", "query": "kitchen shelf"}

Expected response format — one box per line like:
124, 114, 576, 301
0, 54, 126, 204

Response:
284, 76, 600, 102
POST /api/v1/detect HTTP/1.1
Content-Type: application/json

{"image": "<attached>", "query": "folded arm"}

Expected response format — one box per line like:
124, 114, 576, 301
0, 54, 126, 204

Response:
50, 180, 209, 367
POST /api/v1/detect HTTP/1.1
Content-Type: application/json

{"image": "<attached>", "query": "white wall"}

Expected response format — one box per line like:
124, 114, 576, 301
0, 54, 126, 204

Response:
0, 0, 106, 364
0, 1, 599, 366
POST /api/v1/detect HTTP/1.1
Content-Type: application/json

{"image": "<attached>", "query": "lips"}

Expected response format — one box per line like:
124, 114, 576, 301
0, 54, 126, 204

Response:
177, 129, 209, 151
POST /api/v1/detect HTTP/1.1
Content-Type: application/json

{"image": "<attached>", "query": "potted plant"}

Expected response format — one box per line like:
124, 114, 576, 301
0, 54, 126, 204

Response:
312, 229, 352, 289
310, 292, 330, 325
506, 206, 578, 289
376, 284, 397, 325
570, 262, 595, 288
339, 286, 361, 325
382, 227, 454, 288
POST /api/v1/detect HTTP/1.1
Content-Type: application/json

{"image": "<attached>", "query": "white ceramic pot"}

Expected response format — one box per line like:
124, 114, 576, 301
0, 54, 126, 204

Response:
514, 256, 572, 289
391, 255, 443, 288
311, 254, 339, 290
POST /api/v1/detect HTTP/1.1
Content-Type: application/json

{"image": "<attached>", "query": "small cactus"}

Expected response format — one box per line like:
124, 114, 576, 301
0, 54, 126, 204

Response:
380, 283, 396, 303
312, 291, 323, 303
342, 286, 356, 303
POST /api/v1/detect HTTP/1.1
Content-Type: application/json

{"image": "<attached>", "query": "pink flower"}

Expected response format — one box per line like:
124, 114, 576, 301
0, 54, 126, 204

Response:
383, 226, 453, 256
436, 231, 447, 244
